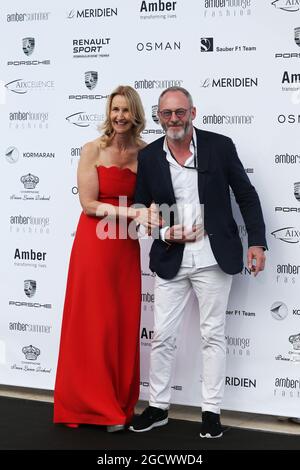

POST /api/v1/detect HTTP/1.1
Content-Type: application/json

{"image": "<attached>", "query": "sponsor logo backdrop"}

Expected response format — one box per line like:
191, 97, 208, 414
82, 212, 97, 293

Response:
0, 0, 299, 417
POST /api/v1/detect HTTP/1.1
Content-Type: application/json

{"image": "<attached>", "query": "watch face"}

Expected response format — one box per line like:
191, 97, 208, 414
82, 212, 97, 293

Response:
271, 301, 288, 320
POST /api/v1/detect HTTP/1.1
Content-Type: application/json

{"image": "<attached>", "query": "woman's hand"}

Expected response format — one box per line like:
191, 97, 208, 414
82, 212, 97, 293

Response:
130, 203, 163, 230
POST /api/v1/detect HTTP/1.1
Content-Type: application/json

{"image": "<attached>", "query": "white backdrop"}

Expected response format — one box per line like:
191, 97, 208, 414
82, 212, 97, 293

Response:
1, 0, 300, 418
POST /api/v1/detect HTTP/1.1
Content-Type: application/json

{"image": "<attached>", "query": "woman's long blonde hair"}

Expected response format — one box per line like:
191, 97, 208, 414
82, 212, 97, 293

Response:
99, 85, 145, 148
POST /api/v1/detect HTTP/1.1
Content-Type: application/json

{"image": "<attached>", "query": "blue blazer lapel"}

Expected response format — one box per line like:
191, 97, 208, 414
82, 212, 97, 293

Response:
195, 129, 211, 204
157, 147, 177, 205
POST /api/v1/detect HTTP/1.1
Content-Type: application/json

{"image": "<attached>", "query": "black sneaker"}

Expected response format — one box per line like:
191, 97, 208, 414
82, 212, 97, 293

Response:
199, 411, 223, 438
129, 406, 168, 432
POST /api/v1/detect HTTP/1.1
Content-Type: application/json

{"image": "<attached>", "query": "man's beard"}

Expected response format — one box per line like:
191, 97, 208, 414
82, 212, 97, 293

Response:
163, 120, 192, 141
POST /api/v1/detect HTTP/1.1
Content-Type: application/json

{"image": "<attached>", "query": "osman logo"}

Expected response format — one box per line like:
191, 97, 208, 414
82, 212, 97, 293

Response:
271, 226, 300, 243
22, 37, 35, 56
272, 0, 300, 12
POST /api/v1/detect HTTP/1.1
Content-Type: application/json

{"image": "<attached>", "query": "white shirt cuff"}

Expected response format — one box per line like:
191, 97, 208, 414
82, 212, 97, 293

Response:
160, 226, 170, 242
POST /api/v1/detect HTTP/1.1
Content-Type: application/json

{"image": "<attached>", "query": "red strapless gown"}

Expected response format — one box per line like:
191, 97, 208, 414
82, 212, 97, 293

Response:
54, 166, 141, 426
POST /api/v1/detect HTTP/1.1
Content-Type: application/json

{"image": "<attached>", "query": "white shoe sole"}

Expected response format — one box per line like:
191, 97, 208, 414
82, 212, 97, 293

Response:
129, 418, 168, 433
200, 431, 223, 438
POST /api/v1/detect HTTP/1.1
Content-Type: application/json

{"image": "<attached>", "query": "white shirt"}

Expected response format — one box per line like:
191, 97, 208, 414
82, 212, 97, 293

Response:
161, 128, 217, 268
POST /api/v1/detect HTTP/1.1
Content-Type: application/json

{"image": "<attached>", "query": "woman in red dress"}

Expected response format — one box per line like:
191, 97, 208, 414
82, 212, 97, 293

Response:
54, 86, 160, 432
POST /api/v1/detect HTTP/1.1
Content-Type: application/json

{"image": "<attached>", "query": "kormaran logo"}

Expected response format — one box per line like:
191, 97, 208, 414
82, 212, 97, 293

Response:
271, 226, 300, 243
85, 71, 98, 90
294, 182, 300, 201
270, 301, 288, 320
5, 146, 19, 163
22, 37, 35, 56
24, 279, 36, 298
272, 1, 300, 12
295, 27, 300, 47
200, 37, 213, 52
22, 344, 40, 360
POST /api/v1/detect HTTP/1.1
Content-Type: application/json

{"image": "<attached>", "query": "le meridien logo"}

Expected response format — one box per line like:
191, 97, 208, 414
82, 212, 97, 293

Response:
200, 76, 258, 87
67, 8, 117, 19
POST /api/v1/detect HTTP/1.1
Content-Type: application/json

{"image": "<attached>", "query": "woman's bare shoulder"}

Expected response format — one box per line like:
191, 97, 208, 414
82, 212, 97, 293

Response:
80, 139, 101, 163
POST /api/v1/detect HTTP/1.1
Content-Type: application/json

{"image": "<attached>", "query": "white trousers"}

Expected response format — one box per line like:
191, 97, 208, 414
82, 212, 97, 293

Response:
149, 264, 232, 414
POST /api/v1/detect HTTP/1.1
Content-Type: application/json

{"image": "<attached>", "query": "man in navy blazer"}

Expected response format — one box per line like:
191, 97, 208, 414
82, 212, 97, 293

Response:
130, 87, 266, 438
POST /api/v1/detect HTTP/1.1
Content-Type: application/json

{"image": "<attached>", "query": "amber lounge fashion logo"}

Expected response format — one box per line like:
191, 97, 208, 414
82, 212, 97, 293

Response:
203, 0, 252, 18
271, 0, 300, 12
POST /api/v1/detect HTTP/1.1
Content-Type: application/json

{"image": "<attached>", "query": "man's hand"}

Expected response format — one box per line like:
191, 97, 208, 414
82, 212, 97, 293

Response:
165, 224, 204, 244
247, 246, 266, 277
